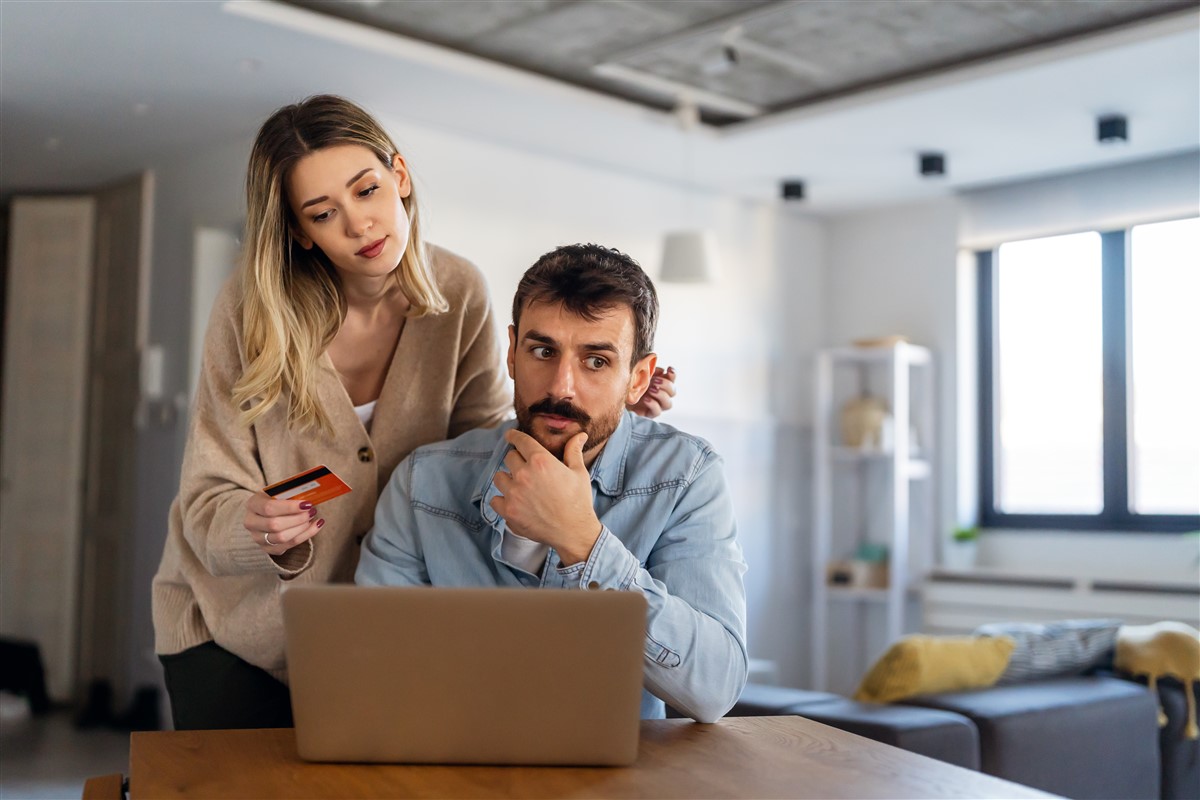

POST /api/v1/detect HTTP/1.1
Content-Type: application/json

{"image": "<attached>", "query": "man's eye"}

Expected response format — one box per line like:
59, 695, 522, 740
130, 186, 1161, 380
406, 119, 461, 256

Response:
531, 346, 553, 359
585, 356, 607, 370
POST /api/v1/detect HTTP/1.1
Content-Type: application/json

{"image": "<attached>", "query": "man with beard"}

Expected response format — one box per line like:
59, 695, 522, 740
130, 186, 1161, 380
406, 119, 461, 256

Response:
355, 244, 747, 723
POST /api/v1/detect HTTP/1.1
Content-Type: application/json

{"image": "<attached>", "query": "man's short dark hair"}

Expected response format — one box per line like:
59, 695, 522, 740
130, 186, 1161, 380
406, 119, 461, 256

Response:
512, 244, 659, 366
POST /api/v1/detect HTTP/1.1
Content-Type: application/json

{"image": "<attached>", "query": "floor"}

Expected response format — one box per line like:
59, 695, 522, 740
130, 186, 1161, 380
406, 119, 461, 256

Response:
0, 693, 130, 800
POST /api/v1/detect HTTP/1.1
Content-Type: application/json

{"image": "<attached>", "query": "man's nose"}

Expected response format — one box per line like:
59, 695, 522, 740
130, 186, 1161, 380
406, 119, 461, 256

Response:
549, 359, 576, 398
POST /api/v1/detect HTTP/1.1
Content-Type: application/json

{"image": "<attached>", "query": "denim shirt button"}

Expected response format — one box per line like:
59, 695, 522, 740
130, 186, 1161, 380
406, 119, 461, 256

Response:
587, 581, 601, 590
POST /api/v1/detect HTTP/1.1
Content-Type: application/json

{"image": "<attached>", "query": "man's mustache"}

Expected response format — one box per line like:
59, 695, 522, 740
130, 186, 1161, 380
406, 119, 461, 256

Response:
527, 398, 591, 425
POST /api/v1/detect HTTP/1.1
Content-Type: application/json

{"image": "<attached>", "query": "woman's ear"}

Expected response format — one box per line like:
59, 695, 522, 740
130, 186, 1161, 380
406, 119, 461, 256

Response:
391, 153, 412, 199
290, 227, 313, 251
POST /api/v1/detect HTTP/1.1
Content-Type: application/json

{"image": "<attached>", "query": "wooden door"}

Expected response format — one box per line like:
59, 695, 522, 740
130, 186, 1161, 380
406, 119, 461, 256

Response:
76, 173, 152, 706
0, 196, 96, 701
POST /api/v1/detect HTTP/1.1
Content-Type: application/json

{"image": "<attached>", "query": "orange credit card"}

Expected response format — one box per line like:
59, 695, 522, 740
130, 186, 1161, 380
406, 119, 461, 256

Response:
263, 465, 352, 506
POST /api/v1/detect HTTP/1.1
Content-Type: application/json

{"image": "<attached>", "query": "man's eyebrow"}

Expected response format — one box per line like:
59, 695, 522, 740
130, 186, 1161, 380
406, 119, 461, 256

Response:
299, 168, 375, 210
522, 331, 559, 347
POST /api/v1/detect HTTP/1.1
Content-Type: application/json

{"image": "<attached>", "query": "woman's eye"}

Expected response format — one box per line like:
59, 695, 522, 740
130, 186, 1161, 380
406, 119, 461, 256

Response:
585, 356, 607, 370
312, 210, 333, 223
359, 184, 379, 198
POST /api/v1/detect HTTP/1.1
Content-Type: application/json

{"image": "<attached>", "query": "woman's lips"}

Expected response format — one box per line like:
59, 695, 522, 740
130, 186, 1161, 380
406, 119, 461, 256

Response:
357, 237, 387, 258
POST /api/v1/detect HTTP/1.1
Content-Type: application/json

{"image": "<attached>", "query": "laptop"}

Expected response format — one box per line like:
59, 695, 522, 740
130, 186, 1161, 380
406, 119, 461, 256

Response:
281, 585, 648, 765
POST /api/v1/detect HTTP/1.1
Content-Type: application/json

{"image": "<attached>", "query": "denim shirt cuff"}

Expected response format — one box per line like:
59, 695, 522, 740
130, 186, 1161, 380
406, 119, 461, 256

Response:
577, 526, 639, 590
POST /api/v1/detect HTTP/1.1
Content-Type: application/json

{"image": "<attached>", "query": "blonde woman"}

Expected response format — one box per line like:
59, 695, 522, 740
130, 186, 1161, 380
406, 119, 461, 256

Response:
151, 95, 676, 730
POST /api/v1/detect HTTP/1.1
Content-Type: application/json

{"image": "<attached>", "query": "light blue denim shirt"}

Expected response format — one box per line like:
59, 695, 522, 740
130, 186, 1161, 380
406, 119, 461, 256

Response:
355, 411, 748, 723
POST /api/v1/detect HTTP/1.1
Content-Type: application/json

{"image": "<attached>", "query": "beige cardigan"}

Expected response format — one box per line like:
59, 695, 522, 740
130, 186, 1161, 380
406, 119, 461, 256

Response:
151, 247, 511, 680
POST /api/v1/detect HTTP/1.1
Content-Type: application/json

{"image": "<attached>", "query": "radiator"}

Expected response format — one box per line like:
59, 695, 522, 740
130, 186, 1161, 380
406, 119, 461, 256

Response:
922, 569, 1200, 633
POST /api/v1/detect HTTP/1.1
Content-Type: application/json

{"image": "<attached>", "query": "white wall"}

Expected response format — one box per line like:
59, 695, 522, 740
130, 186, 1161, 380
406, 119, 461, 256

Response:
960, 150, 1200, 247
129, 116, 826, 701
126, 124, 1200, 712
825, 197, 961, 541
819, 152, 1200, 592
129, 139, 250, 712
959, 151, 1200, 583
387, 116, 829, 687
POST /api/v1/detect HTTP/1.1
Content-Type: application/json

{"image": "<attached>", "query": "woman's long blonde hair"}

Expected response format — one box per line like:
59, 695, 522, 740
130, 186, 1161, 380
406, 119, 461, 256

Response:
232, 95, 447, 433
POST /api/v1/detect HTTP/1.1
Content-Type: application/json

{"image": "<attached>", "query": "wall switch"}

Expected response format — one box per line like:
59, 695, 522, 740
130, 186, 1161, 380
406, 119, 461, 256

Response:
140, 345, 165, 400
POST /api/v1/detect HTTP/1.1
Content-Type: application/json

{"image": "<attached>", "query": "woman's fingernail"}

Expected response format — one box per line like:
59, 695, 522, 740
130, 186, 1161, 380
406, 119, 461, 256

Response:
299, 502, 313, 510
316, 519, 325, 528
309, 508, 317, 518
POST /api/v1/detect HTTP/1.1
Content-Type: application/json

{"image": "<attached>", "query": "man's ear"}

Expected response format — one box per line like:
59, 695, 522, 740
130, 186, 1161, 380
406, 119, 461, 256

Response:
627, 353, 658, 405
506, 325, 517, 379
391, 153, 412, 199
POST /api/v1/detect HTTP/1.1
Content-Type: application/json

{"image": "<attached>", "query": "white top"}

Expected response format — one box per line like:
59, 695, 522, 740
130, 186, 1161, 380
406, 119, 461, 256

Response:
501, 530, 550, 576
353, 399, 378, 432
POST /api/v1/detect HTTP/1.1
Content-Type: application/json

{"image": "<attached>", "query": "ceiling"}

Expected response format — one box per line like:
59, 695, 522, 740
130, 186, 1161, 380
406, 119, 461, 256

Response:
1, 1, 1197, 211
286, 0, 1197, 125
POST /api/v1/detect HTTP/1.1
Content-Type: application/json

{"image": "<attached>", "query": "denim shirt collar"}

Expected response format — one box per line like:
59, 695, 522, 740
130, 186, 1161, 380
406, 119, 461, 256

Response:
475, 411, 635, 527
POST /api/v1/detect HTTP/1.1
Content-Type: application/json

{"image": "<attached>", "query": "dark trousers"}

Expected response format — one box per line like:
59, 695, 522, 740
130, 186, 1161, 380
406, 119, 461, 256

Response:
159, 641, 293, 730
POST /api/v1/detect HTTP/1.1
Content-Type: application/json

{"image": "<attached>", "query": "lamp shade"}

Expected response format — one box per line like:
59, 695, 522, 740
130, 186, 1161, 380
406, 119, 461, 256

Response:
659, 230, 720, 284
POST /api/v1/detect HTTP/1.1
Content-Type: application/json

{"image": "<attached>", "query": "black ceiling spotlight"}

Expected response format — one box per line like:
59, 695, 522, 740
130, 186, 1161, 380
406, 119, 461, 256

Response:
781, 179, 805, 200
919, 152, 946, 177
1098, 114, 1128, 144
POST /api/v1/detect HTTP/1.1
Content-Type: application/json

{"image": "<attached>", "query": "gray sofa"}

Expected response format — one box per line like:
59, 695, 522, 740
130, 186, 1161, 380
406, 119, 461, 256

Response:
721, 675, 1198, 800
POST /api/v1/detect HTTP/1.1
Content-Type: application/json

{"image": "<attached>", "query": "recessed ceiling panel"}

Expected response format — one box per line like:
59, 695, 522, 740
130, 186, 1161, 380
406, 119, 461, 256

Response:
284, 0, 1199, 125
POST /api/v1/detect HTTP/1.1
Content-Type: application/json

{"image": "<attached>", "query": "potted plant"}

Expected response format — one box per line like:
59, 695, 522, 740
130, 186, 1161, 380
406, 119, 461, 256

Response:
944, 526, 979, 571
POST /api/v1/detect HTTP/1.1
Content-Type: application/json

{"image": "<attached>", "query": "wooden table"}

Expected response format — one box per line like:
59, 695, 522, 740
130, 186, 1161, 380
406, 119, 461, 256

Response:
129, 716, 1055, 798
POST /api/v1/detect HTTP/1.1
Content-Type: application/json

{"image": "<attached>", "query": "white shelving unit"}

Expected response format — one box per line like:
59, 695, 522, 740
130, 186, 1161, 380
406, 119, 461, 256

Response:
810, 343, 935, 693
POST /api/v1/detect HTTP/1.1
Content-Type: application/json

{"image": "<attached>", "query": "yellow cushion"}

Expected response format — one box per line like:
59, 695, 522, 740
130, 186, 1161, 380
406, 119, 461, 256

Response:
1116, 622, 1200, 682
854, 635, 1015, 703
1115, 621, 1200, 739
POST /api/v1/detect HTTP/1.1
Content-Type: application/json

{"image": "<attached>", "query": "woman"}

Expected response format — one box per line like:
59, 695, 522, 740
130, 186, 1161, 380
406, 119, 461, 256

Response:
151, 95, 676, 730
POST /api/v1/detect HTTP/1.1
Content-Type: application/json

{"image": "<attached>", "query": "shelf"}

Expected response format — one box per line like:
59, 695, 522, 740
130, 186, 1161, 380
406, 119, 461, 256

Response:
826, 585, 921, 602
831, 448, 930, 479
812, 344, 936, 693
826, 343, 932, 365
826, 586, 889, 602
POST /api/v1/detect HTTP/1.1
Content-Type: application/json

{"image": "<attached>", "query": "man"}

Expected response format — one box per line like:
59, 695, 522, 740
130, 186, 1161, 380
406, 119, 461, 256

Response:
355, 244, 747, 723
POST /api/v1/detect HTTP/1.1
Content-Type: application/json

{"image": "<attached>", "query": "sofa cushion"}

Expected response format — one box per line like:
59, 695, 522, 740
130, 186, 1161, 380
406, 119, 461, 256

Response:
730, 684, 842, 716
788, 697, 980, 770
975, 618, 1121, 684
665, 683, 841, 719
903, 676, 1160, 800
1116, 621, 1200, 740
853, 635, 1014, 703
1121, 675, 1200, 800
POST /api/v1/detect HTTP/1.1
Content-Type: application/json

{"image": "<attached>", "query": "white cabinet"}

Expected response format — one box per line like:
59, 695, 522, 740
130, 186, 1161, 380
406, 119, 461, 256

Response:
810, 343, 935, 693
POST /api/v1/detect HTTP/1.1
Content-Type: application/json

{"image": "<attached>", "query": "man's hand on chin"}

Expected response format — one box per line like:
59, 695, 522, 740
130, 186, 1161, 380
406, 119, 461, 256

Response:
490, 429, 602, 566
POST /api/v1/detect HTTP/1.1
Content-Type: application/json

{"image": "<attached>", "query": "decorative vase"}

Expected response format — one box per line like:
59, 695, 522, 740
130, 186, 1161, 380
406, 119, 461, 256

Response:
943, 541, 977, 571
840, 394, 888, 450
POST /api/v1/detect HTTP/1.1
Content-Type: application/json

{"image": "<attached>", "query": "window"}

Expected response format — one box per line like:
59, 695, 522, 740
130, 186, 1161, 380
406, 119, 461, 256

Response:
978, 217, 1200, 531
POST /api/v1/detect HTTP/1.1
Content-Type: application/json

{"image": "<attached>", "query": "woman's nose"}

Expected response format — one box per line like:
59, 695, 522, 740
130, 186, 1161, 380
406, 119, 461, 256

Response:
345, 208, 371, 237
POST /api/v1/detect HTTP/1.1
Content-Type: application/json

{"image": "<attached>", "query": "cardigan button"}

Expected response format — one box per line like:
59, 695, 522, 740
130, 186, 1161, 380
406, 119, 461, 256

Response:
357, 446, 373, 463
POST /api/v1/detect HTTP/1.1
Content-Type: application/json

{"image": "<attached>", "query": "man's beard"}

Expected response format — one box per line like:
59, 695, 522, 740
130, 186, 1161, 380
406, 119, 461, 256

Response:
514, 392, 623, 461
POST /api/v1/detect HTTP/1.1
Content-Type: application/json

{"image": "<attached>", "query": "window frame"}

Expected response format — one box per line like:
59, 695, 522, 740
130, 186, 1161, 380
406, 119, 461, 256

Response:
977, 224, 1200, 532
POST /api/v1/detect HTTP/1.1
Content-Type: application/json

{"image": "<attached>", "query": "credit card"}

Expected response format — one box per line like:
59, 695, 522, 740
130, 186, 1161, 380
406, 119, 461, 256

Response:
263, 465, 351, 506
